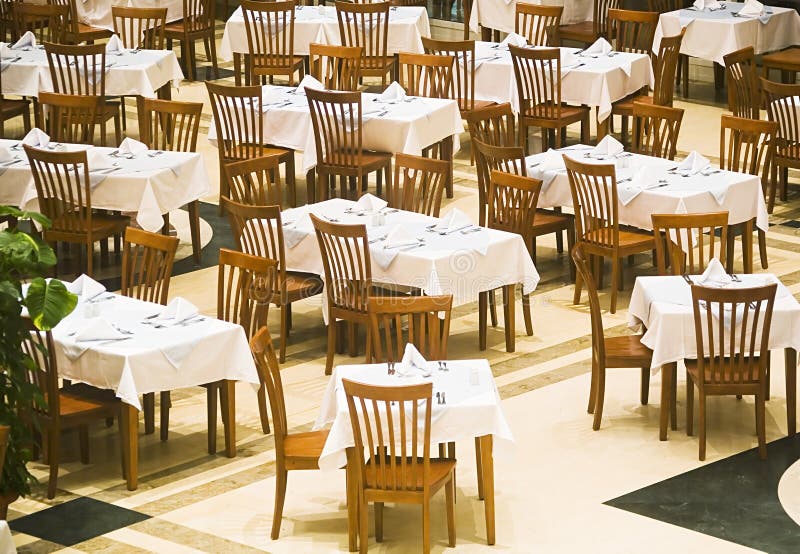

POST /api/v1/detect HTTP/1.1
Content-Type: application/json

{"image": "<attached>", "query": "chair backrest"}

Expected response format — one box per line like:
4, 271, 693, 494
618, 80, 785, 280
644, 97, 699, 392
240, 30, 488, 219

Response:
14, 3, 67, 44
631, 101, 683, 160
309, 42, 362, 91
651, 212, 728, 275
37, 91, 97, 144
1, 0, 17, 43
564, 155, 618, 248
335, 1, 389, 66
465, 102, 517, 148
223, 156, 283, 206
398, 52, 453, 99
306, 87, 364, 170
473, 139, 527, 225
342, 378, 433, 495
391, 153, 448, 217
218, 248, 276, 340
136, 97, 202, 152
20, 319, 60, 422
250, 327, 289, 451
593, 0, 621, 38
183, 0, 215, 33
47, 0, 81, 39
690, 283, 776, 386
515, 4, 562, 47
719, 114, 777, 208
724, 47, 759, 120
111, 6, 167, 49
509, 45, 563, 120
760, 78, 800, 163
206, 81, 264, 162
487, 170, 539, 252
367, 294, 453, 363
422, 37, 476, 113
44, 42, 107, 97
220, 197, 288, 283
241, 0, 296, 76
647, 0, 688, 12
121, 226, 179, 305
571, 243, 606, 363
651, 29, 684, 106
311, 214, 372, 315
607, 9, 658, 55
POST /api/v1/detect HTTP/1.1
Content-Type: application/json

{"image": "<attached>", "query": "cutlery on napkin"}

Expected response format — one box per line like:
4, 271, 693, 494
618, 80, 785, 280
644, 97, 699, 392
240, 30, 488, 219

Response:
377, 81, 407, 103
371, 226, 420, 269
73, 317, 127, 342
66, 274, 107, 301
155, 297, 199, 324
22, 127, 50, 148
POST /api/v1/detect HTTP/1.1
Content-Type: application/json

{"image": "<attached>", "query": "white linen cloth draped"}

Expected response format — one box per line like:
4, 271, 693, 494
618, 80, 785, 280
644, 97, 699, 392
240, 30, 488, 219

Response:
469, 0, 594, 34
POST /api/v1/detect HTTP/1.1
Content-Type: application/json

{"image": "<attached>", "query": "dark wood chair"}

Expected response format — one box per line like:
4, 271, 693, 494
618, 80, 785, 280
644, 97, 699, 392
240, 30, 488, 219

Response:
242, 0, 304, 86
165, 0, 218, 81
309, 43, 362, 91
686, 283, 777, 460
0, 0, 15, 42
398, 52, 453, 99
515, 4, 562, 47
37, 92, 96, 144
559, 0, 620, 46
390, 153, 449, 217
49, 0, 111, 44
112, 6, 167, 49
724, 47, 760, 120
335, 1, 394, 89
571, 243, 653, 430
651, 212, 728, 275
761, 79, 800, 207
630, 101, 684, 160
13, 3, 68, 44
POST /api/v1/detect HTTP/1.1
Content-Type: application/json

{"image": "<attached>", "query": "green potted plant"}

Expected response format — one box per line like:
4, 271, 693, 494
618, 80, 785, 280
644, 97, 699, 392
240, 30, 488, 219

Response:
0, 206, 77, 518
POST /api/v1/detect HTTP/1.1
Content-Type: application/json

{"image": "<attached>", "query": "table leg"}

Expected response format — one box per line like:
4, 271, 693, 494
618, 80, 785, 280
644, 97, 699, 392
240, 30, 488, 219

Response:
121, 404, 138, 491
222, 380, 236, 457
478, 435, 495, 545
596, 108, 609, 141
463, 0, 472, 39
346, 447, 359, 552
503, 284, 515, 353
475, 436, 484, 500
786, 348, 796, 436
233, 53, 242, 86
157, 82, 172, 100
479, 291, 488, 350
481, 26, 492, 42
742, 219, 754, 274
660, 363, 675, 441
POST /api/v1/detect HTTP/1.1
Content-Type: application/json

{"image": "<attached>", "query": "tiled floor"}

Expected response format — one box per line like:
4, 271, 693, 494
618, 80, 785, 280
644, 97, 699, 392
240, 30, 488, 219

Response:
5, 18, 800, 554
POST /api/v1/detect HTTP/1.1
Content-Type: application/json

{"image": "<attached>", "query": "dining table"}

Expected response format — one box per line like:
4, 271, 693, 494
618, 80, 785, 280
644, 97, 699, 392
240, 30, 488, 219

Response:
469, 0, 594, 39
315, 359, 515, 548
27, 0, 184, 31
0, 139, 211, 233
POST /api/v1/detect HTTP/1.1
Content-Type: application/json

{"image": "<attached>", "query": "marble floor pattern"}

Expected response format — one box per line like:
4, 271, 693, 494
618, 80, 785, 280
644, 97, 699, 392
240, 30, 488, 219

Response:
5, 20, 800, 554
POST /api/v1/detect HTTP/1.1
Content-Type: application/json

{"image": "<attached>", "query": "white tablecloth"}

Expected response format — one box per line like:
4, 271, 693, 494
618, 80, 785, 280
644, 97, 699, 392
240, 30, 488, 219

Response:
75, 0, 185, 31
652, 2, 800, 65
0, 139, 210, 233
207, 85, 464, 172
313, 359, 514, 471
219, 5, 430, 59
279, 198, 540, 309
0, 521, 14, 554
0, 45, 184, 98
469, 0, 594, 33
524, 145, 770, 232
48, 292, 259, 410
629, 274, 800, 370
472, 43, 653, 121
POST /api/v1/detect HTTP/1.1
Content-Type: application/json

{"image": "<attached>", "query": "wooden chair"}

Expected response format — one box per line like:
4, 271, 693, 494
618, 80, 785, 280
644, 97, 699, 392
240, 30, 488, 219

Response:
221, 196, 324, 363
0, 17, 31, 138
121, 226, 179, 305
49, 0, 111, 44
136, 97, 204, 262
559, 0, 620, 46
515, 4, 562, 47
242, 0, 304, 86
335, 1, 393, 89
607, 9, 658, 55
648, 0, 688, 11
571, 243, 653, 430
24, 146, 129, 277
630, 102, 684, 160
565, 155, 655, 314
509, 45, 590, 154
250, 326, 329, 540
720, 115, 777, 271
206, 81, 296, 209
21, 319, 129, 499
651, 212, 728, 276
13, 3, 68, 44
724, 47, 760, 120
306, 88, 392, 201
37, 92, 96, 144
761, 79, 800, 207
223, 156, 283, 207
390, 153, 448, 217
687, 283, 777, 460
0, 0, 15, 42
111, 6, 167, 50
343, 378, 456, 553
165, 0, 218, 81
44, 42, 122, 147
309, 43, 362, 91
398, 52, 454, 99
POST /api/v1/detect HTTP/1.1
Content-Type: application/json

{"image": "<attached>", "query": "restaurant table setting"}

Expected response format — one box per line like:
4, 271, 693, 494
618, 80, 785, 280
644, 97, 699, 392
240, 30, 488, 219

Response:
0, 136, 210, 233
73, 0, 185, 31
469, 0, 594, 34
0, 33, 184, 98
652, 0, 800, 65
524, 138, 769, 233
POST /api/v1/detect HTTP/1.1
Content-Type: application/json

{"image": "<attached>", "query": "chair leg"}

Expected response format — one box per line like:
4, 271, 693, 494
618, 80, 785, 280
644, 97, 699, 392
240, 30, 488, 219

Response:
280, 304, 289, 363
488, 289, 498, 327
422, 498, 431, 554
756, 390, 767, 459
285, 154, 297, 207
347, 321, 357, 357
592, 366, 606, 430
188, 200, 201, 263
640, 367, 650, 405
522, 293, 533, 336
143, 392, 155, 434
573, 267, 583, 305
609, 257, 619, 314
47, 425, 59, 499
257, 383, 271, 435
358, 494, 369, 554
758, 228, 768, 269
209, 33, 220, 80
502, 284, 515, 353
325, 320, 336, 375
375, 502, 384, 542
588, 359, 597, 414
698, 391, 707, 461
445, 475, 456, 547
206, 385, 217, 454
474, 437, 484, 500
478, 291, 487, 350
271, 468, 288, 540
160, 391, 171, 441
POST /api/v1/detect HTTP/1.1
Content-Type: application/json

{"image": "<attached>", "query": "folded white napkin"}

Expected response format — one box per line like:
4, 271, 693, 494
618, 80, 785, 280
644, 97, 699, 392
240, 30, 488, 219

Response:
739, 0, 764, 17
675, 151, 710, 175
156, 297, 199, 323
371, 225, 419, 269
591, 135, 624, 158
434, 208, 473, 234
618, 167, 654, 205
74, 317, 127, 342
280, 206, 309, 249
0, 145, 12, 163
693, 0, 721, 9
378, 81, 407, 103
356, 192, 388, 212
22, 128, 50, 148
583, 38, 612, 56
529, 148, 566, 188
501, 33, 528, 47
67, 274, 107, 300
105, 34, 124, 54
12, 31, 36, 50
297, 74, 325, 93
87, 149, 114, 171
118, 137, 148, 157
698, 257, 732, 287
397, 342, 431, 377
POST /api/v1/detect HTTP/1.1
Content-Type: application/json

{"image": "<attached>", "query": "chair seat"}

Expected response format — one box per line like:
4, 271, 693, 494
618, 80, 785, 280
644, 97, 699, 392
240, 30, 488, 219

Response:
581, 228, 656, 253
60, 383, 120, 418
320, 151, 392, 172
284, 429, 328, 461
252, 56, 305, 74
521, 103, 589, 127
461, 99, 497, 119
48, 213, 130, 240
604, 334, 652, 367
1, 97, 31, 117
532, 210, 571, 235
611, 93, 652, 117
74, 23, 112, 40
361, 56, 395, 72
559, 21, 597, 44
284, 271, 324, 301
364, 457, 455, 491
164, 20, 213, 37
685, 358, 764, 386
761, 47, 800, 70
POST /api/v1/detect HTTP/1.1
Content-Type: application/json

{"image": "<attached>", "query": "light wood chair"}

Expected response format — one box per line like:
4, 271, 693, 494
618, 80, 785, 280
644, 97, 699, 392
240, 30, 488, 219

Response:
515, 4, 562, 47
44, 42, 122, 147
49, 0, 111, 44
250, 326, 329, 540
13, 3, 68, 44
335, 1, 394, 89
651, 212, 728, 276
509, 44, 590, 154
724, 47, 760, 120
607, 9, 658, 55
571, 244, 653, 430
37, 92, 97, 144
21, 319, 129, 499
112, 6, 167, 49
761, 79, 800, 207
24, 146, 129, 277
0, 41, 31, 137
165, 0, 218, 81
121, 226, 179, 305
309, 43, 362, 91
390, 153, 448, 217
565, 155, 655, 314
398, 52, 453, 99
687, 283, 777, 460
343, 378, 456, 553
306, 88, 392, 201
223, 155, 283, 206
630, 101, 684, 160
242, 0, 304, 86
221, 196, 324, 363
559, 0, 620, 46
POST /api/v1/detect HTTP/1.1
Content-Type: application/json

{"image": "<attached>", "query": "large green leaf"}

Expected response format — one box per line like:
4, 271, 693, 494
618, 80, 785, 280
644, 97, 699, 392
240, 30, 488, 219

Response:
24, 278, 77, 330
0, 205, 51, 228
